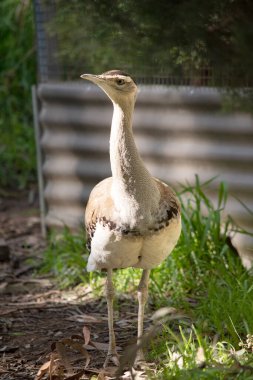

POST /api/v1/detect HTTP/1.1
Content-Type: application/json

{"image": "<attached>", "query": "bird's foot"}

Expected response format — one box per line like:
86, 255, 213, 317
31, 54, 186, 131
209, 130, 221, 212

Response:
103, 350, 120, 368
133, 349, 147, 369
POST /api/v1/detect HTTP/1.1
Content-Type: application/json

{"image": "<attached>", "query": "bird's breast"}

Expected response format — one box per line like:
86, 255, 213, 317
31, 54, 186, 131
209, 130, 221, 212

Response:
87, 212, 181, 271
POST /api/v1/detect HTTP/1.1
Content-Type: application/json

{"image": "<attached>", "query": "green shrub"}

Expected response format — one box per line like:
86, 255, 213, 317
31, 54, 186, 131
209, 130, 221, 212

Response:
0, 0, 36, 189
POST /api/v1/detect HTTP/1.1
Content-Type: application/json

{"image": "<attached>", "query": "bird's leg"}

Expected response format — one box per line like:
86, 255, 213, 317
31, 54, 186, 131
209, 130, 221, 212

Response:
135, 269, 150, 367
104, 268, 120, 368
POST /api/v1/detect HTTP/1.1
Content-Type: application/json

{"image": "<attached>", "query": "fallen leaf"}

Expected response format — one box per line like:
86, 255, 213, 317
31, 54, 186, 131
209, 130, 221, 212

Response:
116, 319, 132, 328
97, 368, 117, 380
67, 314, 103, 324
56, 342, 73, 374
71, 334, 84, 341
65, 370, 86, 380
0, 345, 19, 353
49, 351, 65, 380
49, 354, 55, 380
0, 282, 8, 293
235, 348, 246, 357
35, 352, 64, 380
55, 337, 91, 368
151, 307, 178, 321
195, 346, 206, 366
0, 307, 18, 315
35, 360, 51, 380
97, 370, 106, 380
83, 326, 91, 346
0, 368, 9, 374
121, 369, 147, 379
90, 341, 122, 352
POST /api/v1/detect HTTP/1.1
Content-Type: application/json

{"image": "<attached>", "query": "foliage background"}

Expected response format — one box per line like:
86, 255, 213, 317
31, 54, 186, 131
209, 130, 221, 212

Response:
0, 0, 36, 189
1, 0, 253, 189
48, 0, 253, 85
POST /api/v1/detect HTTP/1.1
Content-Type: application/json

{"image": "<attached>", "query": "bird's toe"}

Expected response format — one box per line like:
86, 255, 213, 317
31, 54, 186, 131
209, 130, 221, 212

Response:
103, 351, 120, 368
133, 349, 147, 369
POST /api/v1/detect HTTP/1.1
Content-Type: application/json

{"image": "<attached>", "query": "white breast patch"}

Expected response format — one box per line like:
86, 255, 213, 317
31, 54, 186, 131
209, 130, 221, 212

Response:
87, 222, 143, 271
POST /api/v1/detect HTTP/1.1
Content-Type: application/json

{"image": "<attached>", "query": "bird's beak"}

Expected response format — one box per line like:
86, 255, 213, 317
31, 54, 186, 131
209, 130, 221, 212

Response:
80, 73, 104, 84
80, 73, 112, 101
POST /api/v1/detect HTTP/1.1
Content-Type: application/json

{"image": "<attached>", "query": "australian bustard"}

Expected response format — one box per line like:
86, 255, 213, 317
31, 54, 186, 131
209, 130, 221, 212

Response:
80, 70, 181, 368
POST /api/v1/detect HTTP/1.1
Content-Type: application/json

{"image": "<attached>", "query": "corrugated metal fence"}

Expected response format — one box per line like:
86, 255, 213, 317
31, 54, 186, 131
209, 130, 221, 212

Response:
34, 83, 253, 266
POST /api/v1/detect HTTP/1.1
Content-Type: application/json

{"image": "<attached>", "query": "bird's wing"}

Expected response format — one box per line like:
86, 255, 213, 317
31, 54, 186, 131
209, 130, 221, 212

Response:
154, 178, 181, 221
84, 177, 115, 252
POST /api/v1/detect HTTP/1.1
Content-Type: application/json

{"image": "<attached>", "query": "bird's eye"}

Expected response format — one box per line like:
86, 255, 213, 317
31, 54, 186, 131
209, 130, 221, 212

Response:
116, 78, 125, 86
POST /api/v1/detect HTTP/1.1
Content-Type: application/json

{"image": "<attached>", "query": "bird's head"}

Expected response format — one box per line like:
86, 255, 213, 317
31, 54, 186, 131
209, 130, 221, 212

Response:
80, 70, 138, 108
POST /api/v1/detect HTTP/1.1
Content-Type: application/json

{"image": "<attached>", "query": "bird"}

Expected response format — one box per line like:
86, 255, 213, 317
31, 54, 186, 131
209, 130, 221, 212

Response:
80, 70, 181, 368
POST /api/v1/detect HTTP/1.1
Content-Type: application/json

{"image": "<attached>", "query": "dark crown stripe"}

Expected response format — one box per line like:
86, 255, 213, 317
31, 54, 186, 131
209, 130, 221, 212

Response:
103, 70, 130, 77
102, 70, 136, 84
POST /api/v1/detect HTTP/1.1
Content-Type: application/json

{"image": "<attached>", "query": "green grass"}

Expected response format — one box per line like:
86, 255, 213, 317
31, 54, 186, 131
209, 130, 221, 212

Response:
151, 327, 253, 379
40, 177, 253, 378
41, 227, 89, 288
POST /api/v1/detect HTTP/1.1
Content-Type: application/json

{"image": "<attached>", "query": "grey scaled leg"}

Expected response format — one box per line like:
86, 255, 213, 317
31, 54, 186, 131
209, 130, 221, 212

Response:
103, 268, 120, 368
135, 269, 150, 367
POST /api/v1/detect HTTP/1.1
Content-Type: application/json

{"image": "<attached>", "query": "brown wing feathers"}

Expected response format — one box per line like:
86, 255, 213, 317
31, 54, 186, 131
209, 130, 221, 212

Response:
85, 178, 180, 252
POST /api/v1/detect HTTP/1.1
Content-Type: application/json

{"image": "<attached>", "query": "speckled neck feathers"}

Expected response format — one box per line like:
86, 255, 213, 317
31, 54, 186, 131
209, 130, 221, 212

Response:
110, 101, 160, 227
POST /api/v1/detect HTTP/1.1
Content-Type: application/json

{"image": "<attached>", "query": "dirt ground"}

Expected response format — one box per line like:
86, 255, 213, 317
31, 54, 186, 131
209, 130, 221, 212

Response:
0, 192, 151, 380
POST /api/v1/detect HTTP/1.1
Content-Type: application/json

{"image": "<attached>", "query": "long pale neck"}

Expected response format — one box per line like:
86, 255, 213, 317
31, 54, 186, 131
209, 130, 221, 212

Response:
110, 101, 159, 222
110, 102, 145, 179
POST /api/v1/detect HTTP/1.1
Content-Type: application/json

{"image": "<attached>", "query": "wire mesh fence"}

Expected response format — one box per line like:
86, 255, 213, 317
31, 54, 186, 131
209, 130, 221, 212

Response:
33, 0, 253, 87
